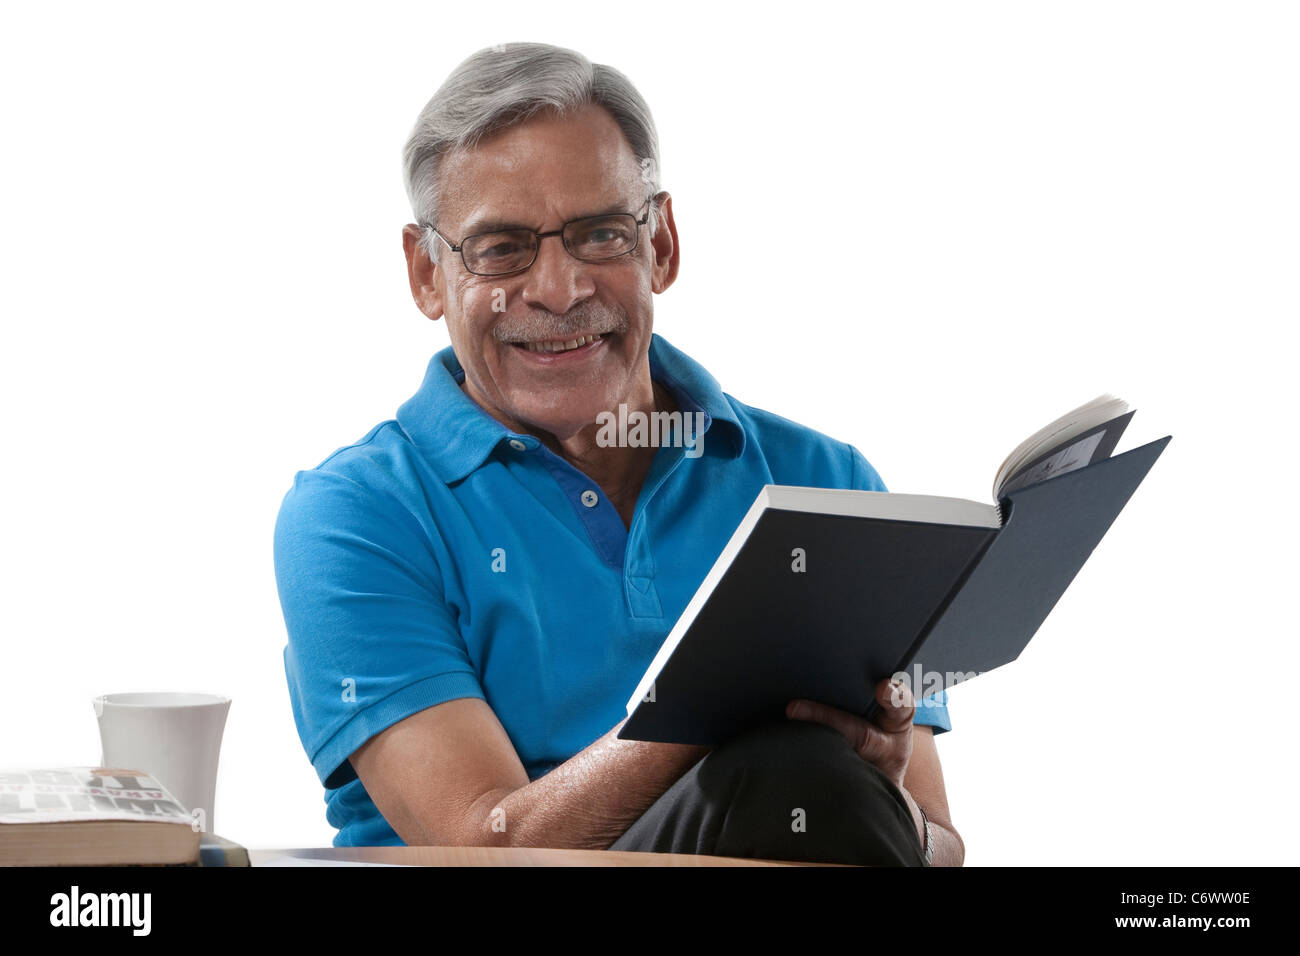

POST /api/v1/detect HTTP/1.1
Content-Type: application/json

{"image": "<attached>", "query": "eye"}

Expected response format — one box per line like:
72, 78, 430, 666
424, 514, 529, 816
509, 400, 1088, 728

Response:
568, 217, 636, 254
479, 238, 526, 259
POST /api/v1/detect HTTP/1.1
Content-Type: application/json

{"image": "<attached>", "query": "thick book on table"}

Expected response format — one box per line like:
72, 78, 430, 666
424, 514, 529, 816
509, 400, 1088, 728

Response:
0, 767, 201, 866
618, 394, 1171, 744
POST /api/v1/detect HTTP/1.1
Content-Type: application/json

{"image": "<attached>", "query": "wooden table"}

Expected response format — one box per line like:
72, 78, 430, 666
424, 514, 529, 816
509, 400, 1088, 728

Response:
249, 846, 841, 866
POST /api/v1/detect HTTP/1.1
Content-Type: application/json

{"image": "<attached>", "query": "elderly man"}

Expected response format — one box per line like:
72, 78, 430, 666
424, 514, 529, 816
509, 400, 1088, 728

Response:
274, 42, 963, 866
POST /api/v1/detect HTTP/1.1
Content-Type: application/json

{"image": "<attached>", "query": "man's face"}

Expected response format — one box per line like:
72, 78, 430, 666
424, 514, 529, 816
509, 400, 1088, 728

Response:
402, 103, 678, 442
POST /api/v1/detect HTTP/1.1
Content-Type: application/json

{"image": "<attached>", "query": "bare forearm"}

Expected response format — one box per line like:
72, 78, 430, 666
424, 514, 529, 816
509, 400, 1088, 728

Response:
459, 719, 710, 850
901, 787, 965, 867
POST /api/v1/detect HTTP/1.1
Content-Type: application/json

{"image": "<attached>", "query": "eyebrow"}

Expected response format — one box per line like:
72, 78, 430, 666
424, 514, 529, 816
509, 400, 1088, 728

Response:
459, 200, 640, 237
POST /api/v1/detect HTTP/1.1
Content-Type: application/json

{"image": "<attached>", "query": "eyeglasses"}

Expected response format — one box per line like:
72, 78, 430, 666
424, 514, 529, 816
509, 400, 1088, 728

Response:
423, 195, 655, 277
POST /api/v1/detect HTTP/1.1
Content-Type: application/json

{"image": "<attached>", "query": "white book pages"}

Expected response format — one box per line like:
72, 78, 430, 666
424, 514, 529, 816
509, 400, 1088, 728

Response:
992, 394, 1129, 500
763, 485, 1001, 528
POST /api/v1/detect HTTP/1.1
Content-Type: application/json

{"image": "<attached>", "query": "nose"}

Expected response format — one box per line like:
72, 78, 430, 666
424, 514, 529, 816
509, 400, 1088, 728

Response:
519, 234, 595, 315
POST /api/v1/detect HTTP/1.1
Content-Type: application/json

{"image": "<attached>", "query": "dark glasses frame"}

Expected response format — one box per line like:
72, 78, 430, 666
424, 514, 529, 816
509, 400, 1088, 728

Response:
422, 194, 657, 277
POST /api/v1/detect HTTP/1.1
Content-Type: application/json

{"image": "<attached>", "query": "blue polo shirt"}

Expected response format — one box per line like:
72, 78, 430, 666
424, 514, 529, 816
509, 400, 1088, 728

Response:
274, 333, 951, 846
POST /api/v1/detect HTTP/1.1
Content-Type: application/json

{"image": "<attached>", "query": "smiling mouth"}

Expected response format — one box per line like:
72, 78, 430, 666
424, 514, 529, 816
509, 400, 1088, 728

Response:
510, 332, 607, 354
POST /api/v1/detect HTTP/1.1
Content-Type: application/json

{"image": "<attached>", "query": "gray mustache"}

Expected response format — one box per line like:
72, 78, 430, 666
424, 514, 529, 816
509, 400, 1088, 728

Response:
495, 303, 629, 343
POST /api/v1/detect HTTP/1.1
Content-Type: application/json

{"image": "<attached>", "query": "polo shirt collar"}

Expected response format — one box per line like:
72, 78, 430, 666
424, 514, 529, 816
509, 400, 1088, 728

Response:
396, 332, 746, 484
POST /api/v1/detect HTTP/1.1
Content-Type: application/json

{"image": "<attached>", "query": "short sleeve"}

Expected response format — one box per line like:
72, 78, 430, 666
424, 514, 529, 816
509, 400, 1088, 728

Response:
273, 469, 486, 789
847, 442, 889, 494
910, 687, 952, 734
846, 444, 952, 735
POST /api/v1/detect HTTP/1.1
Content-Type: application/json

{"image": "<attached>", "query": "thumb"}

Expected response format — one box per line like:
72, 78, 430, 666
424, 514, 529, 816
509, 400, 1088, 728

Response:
853, 677, 916, 771
877, 676, 916, 731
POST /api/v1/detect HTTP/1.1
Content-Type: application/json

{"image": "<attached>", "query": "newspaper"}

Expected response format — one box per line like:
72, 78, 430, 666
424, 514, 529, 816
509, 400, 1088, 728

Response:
0, 767, 192, 825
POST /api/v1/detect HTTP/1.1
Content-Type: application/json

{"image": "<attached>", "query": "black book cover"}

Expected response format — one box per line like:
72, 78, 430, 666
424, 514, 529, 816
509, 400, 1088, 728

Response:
620, 435, 1171, 744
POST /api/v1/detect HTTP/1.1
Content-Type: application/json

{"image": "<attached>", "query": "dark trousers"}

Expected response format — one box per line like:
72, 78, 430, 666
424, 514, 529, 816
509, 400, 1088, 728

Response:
609, 718, 925, 866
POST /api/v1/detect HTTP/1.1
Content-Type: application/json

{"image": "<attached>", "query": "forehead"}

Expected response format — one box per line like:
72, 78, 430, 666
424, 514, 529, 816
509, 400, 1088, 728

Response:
437, 102, 644, 231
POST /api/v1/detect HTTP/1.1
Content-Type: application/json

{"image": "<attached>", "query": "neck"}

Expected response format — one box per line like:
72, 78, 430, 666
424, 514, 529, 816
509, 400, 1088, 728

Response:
479, 379, 671, 528
459, 373, 680, 527
552, 381, 677, 525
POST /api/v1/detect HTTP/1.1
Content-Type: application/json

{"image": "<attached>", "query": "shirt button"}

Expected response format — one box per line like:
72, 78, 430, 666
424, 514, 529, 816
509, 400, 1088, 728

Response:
580, 489, 599, 508
508, 439, 527, 451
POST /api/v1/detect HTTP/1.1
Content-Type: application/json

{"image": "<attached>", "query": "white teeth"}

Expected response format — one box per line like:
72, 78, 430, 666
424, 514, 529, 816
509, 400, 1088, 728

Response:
521, 333, 602, 353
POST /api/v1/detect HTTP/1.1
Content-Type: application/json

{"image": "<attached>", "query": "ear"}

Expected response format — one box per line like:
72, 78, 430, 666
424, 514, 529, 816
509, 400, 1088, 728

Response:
402, 224, 446, 321
648, 193, 680, 294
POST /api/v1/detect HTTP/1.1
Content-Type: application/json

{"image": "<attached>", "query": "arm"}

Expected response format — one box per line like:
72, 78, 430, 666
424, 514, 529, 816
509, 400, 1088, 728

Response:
900, 725, 965, 866
275, 471, 707, 849
349, 696, 710, 849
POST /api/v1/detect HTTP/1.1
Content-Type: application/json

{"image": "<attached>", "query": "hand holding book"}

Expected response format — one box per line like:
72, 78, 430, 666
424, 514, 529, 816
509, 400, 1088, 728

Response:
788, 676, 930, 856
787, 675, 917, 796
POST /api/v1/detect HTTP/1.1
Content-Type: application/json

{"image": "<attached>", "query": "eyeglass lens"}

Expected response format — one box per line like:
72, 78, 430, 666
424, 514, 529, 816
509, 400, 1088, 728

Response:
461, 213, 641, 275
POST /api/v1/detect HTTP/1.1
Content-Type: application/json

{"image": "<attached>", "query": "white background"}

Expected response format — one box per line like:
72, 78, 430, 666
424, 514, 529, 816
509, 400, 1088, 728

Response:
2, 0, 1295, 866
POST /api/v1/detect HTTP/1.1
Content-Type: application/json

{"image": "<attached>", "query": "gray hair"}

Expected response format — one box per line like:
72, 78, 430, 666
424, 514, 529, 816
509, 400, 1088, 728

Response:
403, 42, 663, 260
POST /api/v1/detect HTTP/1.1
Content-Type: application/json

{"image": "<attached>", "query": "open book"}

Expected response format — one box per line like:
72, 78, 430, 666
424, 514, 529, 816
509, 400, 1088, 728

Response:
618, 395, 1170, 744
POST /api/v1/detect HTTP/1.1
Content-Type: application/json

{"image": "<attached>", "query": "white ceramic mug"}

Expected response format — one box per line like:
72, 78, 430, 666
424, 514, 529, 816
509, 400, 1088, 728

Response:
93, 692, 231, 835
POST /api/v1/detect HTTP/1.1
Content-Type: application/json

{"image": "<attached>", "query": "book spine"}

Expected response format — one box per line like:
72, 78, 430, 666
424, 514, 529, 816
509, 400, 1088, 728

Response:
862, 523, 1001, 722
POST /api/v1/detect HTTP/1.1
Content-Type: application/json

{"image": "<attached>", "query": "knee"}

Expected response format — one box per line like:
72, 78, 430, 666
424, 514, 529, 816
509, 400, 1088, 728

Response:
697, 717, 898, 814
694, 717, 924, 866
701, 717, 857, 782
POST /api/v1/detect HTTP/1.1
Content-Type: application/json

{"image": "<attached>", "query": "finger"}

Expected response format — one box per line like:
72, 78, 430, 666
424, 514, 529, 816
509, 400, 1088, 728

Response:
850, 681, 914, 776
790, 697, 910, 784
874, 677, 916, 733
786, 699, 868, 751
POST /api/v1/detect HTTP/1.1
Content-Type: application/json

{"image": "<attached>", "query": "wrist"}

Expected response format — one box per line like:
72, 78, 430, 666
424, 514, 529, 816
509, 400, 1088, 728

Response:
901, 787, 933, 866
917, 802, 935, 866
901, 788, 923, 844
